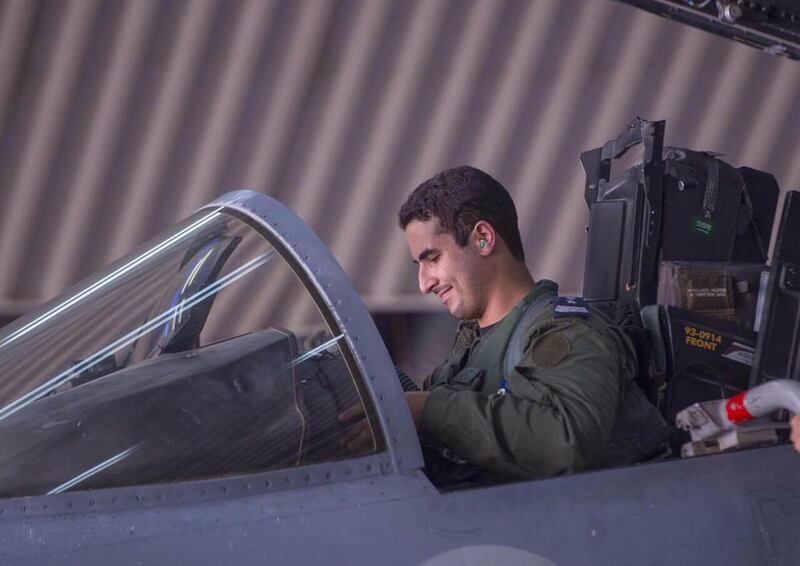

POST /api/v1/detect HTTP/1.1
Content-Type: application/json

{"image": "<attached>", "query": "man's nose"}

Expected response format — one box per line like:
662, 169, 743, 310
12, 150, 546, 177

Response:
418, 264, 436, 295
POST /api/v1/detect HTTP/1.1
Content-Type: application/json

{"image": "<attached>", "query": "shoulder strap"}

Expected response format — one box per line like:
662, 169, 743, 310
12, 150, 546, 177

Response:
503, 289, 555, 378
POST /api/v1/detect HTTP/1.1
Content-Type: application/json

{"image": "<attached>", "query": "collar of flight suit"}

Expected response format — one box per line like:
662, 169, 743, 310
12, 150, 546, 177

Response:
448, 279, 560, 393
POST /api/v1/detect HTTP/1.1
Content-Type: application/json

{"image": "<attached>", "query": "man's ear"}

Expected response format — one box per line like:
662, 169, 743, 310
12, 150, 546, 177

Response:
473, 221, 496, 256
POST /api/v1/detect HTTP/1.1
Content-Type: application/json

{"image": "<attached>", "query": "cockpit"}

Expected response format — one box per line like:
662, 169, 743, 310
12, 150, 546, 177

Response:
1, 129, 798, 501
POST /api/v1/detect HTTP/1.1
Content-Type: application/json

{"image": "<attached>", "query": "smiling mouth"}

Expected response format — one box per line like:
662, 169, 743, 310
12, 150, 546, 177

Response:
435, 286, 452, 303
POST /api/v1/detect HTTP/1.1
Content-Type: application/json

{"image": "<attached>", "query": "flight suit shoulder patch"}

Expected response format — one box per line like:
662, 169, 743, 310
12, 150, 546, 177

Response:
529, 331, 571, 369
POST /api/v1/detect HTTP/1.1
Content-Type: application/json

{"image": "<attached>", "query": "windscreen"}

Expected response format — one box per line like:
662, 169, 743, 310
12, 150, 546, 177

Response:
0, 207, 382, 497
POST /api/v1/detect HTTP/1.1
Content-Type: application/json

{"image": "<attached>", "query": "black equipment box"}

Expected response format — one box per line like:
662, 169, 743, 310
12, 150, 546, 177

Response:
660, 306, 755, 423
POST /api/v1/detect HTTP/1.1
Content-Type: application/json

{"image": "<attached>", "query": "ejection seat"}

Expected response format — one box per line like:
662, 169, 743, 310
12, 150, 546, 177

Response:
580, 117, 797, 457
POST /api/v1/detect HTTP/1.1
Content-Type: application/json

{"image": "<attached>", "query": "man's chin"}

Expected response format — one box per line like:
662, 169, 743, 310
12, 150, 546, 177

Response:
447, 300, 469, 320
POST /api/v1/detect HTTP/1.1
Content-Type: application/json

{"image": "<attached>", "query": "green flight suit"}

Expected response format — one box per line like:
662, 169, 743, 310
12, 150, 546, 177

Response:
420, 280, 637, 480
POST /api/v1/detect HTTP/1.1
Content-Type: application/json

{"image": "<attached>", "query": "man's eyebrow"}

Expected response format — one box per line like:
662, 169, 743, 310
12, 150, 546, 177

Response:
413, 248, 437, 264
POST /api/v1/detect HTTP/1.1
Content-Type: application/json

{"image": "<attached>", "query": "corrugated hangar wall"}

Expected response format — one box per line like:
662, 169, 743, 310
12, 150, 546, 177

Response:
1, 0, 799, 323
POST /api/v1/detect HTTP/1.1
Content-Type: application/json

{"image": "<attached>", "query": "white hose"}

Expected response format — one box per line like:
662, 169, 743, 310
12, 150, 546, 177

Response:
743, 379, 800, 416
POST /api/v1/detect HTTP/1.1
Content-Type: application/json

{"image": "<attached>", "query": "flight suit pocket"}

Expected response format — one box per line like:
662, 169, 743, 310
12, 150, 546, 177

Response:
450, 367, 485, 392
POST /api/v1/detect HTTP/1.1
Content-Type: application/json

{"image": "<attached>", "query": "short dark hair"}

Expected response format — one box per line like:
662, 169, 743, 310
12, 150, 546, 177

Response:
398, 166, 525, 262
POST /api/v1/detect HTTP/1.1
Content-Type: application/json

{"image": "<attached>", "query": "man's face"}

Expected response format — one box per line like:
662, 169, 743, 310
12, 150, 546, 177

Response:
404, 218, 486, 320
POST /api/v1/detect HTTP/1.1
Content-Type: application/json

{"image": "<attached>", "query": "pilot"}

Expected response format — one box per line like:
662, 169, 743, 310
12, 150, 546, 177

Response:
397, 165, 638, 481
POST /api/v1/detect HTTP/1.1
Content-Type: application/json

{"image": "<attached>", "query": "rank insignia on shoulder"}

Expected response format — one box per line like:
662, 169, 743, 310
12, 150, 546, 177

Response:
553, 296, 589, 319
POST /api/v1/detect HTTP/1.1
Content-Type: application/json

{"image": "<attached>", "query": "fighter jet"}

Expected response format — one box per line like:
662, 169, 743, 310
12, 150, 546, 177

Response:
0, 171, 798, 564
